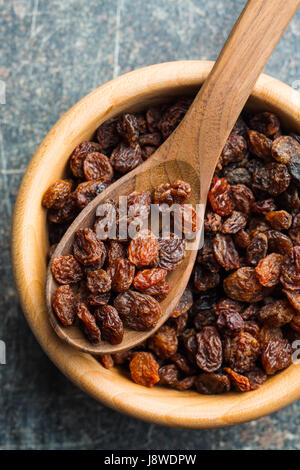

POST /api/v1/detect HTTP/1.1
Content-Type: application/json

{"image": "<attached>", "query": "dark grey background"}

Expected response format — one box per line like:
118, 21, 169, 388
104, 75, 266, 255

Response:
1, 0, 300, 450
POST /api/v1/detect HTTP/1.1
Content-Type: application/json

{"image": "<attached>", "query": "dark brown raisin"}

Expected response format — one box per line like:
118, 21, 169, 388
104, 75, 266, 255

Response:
94, 305, 123, 345
96, 117, 121, 150
258, 299, 294, 327
225, 331, 260, 372
83, 152, 114, 182
213, 233, 240, 270
74, 181, 108, 209
52, 285, 77, 326
77, 302, 101, 343
224, 267, 270, 302
42, 180, 73, 209
107, 258, 135, 292
249, 112, 280, 136
272, 135, 300, 164
73, 228, 106, 266
195, 326, 222, 373
51, 255, 83, 284
148, 325, 178, 359
261, 338, 292, 375
110, 143, 143, 173
157, 233, 185, 271
221, 211, 247, 234
114, 290, 162, 330
70, 141, 102, 178
86, 269, 111, 294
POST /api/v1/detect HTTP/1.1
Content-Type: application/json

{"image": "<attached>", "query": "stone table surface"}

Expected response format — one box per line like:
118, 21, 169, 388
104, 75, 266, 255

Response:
1, 0, 300, 450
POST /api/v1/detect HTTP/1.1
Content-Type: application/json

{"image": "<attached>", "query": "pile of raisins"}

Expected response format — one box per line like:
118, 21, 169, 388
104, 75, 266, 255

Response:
50, 182, 191, 344
43, 98, 300, 393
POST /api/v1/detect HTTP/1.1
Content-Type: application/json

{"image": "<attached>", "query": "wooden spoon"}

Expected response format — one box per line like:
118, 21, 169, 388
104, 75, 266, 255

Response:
45, 0, 299, 354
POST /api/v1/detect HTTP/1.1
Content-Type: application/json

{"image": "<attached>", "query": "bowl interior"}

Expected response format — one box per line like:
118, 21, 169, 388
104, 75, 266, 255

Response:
12, 61, 300, 428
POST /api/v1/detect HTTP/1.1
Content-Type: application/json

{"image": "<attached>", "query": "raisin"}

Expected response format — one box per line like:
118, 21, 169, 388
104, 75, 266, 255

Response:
214, 299, 244, 334
195, 372, 230, 394
231, 184, 254, 214
220, 134, 248, 166
204, 211, 222, 233
88, 292, 110, 306
256, 253, 283, 287
42, 180, 73, 210
148, 325, 178, 359
153, 180, 191, 205
258, 299, 294, 327
126, 190, 151, 221
74, 181, 108, 209
173, 204, 198, 238
195, 326, 222, 373
141, 145, 156, 160
243, 320, 260, 340
157, 233, 185, 271
224, 167, 251, 186
171, 287, 193, 318
118, 113, 140, 145
83, 152, 114, 182
110, 143, 143, 173
253, 163, 291, 196
261, 338, 292, 375
159, 364, 179, 387
139, 132, 162, 147
52, 285, 77, 326
224, 367, 250, 392
172, 352, 196, 375
265, 210, 292, 230
208, 177, 234, 217
225, 331, 260, 372
252, 198, 277, 215
246, 232, 268, 266
278, 184, 300, 213
51, 255, 83, 284
128, 229, 159, 267
112, 350, 132, 365
94, 305, 123, 345
158, 97, 192, 138
244, 367, 267, 390
142, 280, 170, 301
99, 354, 114, 369
197, 237, 220, 272
283, 289, 300, 313
133, 268, 167, 290
73, 228, 106, 266
70, 141, 102, 178
224, 267, 270, 302
175, 376, 196, 391
213, 233, 240, 270
146, 107, 162, 133
77, 302, 101, 343
249, 112, 280, 136
86, 269, 111, 294
94, 200, 118, 241
194, 265, 220, 291
231, 116, 249, 138
221, 211, 247, 234
234, 229, 251, 249
248, 130, 272, 160
169, 311, 188, 334
48, 193, 78, 224
129, 352, 160, 387
114, 290, 162, 330
267, 230, 293, 255
287, 154, 300, 186
106, 240, 127, 265
96, 117, 121, 150
272, 136, 300, 164
107, 258, 135, 292
280, 246, 300, 290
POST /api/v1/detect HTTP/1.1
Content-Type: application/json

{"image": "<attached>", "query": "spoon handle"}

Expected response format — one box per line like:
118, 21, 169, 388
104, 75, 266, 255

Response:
174, 0, 299, 201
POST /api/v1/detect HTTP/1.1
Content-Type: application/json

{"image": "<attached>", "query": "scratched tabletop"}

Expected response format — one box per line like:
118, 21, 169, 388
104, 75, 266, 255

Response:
1, 0, 300, 450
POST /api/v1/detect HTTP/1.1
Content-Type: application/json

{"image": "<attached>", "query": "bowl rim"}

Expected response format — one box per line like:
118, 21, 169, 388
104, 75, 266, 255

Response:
11, 60, 300, 429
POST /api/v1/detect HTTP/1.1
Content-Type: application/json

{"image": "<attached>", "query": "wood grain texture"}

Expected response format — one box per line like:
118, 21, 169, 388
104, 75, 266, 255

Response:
45, 0, 299, 355
11, 61, 300, 428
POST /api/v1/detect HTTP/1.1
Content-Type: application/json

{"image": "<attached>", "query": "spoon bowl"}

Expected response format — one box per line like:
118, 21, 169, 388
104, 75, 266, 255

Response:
46, 157, 202, 354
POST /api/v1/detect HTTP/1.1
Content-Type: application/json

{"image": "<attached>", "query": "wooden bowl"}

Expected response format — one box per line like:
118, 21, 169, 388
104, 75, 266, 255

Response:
12, 61, 300, 428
